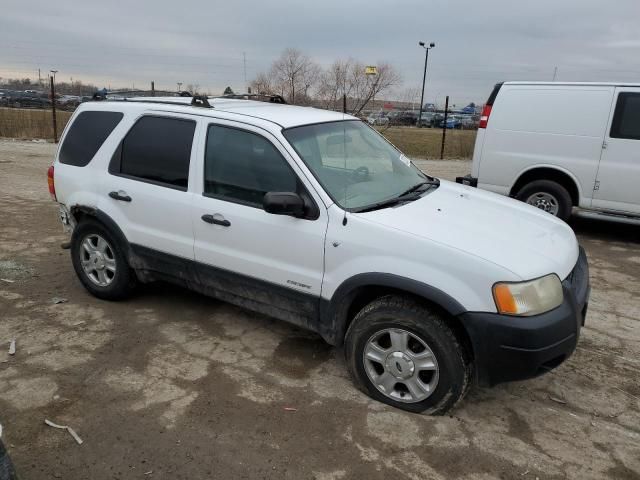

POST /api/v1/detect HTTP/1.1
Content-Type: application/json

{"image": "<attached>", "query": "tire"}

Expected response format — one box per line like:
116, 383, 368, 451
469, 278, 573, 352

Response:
516, 179, 573, 222
344, 295, 472, 415
71, 219, 136, 300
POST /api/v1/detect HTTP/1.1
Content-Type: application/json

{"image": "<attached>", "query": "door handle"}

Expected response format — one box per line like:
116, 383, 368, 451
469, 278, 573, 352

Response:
109, 191, 132, 202
201, 214, 231, 227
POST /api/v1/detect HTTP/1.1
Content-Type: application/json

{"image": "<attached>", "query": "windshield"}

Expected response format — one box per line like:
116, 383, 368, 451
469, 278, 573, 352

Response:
283, 120, 428, 210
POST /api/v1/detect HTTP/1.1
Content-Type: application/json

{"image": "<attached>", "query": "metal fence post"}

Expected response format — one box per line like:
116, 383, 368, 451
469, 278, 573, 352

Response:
50, 76, 58, 143
440, 95, 449, 159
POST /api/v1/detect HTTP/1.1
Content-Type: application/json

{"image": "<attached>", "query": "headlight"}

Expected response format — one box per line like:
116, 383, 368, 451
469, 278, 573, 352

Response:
493, 274, 563, 316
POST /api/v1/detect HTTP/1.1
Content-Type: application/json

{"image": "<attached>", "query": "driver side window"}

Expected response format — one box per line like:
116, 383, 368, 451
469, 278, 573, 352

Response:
204, 125, 298, 208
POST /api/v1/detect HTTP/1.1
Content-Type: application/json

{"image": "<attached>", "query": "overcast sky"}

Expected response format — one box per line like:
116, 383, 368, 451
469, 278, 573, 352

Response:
2, 0, 640, 105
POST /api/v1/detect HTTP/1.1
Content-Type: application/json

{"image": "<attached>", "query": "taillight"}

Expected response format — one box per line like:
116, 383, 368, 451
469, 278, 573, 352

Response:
47, 165, 57, 201
479, 104, 492, 129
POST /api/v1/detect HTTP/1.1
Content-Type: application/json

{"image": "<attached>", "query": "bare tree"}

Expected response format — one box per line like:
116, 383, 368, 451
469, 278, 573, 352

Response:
317, 59, 352, 111
250, 51, 401, 112
271, 48, 319, 104
398, 86, 422, 110
348, 62, 401, 116
249, 71, 276, 95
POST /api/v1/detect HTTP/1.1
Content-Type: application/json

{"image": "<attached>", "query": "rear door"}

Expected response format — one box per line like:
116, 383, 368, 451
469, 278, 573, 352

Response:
592, 88, 640, 214
100, 113, 198, 259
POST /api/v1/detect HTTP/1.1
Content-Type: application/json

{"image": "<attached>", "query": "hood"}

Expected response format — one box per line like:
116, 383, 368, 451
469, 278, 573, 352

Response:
354, 180, 579, 281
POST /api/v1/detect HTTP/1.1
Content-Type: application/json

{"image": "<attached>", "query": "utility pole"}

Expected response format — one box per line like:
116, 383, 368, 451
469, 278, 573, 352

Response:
552, 66, 558, 81
177, 82, 182, 93
49, 70, 58, 143
38, 68, 41, 86
151, 81, 155, 97
243, 52, 247, 92
440, 95, 449, 159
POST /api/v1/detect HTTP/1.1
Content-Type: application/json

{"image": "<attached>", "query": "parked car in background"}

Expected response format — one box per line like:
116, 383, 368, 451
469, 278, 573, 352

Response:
438, 115, 462, 129
417, 112, 443, 128
459, 115, 479, 130
366, 112, 389, 126
58, 95, 81, 110
389, 110, 419, 126
459, 81, 640, 223
6, 90, 51, 108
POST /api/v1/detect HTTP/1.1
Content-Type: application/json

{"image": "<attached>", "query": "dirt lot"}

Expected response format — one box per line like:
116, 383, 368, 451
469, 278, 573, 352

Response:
0, 139, 638, 480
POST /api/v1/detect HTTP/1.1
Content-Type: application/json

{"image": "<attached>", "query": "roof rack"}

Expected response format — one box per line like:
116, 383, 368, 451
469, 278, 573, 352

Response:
219, 93, 287, 104
93, 94, 212, 108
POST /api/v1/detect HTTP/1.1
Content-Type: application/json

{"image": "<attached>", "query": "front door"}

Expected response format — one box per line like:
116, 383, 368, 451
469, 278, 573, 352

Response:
592, 88, 640, 215
191, 122, 328, 327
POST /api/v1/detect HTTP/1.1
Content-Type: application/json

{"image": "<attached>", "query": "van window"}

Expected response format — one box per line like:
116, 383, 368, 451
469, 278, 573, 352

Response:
610, 93, 640, 140
204, 125, 297, 207
115, 116, 195, 190
59, 111, 123, 167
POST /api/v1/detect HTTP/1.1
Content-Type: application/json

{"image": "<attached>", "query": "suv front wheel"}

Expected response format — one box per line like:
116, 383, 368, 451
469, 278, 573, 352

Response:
71, 219, 136, 300
345, 296, 472, 414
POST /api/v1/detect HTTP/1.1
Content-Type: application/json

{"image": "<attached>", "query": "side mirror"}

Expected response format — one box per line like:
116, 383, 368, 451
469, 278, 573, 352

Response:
263, 192, 305, 217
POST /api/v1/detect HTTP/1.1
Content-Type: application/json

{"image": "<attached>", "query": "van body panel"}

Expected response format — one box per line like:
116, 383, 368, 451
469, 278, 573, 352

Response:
477, 85, 613, 208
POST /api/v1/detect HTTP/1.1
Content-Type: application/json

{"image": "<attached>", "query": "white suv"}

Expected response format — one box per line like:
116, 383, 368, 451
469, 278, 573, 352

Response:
49, 95, 590, 414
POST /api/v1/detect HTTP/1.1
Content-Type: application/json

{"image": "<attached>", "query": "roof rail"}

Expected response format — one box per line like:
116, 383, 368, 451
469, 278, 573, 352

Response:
219, 93, 287, 104
93, 95, 213, 109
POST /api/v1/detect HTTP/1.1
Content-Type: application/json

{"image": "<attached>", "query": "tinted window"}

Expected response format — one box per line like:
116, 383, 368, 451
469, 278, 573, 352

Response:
116, 116, 195, 189
610, 92, 640, 140
204, 125, 298, 207
59, 111, 123, 166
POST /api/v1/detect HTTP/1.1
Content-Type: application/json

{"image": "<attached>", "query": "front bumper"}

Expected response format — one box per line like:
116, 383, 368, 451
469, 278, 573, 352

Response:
461, 247, 590, 387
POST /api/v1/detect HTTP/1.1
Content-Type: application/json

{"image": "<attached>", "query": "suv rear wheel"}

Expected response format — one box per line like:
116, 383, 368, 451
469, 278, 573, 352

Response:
344, 295, 472, 414
516, 180, 572, 222
71, 219, 136, 300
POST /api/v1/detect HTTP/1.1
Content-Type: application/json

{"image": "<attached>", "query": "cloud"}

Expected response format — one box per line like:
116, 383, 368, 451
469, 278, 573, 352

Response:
1, 0, 639, 104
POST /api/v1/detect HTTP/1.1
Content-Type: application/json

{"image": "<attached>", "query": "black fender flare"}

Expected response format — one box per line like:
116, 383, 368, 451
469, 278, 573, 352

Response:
70, 206, 131, 259
318, 272, 467, 345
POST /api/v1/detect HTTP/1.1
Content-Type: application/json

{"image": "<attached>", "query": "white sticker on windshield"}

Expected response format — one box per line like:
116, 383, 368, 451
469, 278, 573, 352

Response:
399, 154, 411, 166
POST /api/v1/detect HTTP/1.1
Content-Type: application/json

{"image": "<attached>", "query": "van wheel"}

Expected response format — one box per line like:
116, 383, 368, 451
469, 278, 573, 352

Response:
71, 219, 136, 300
344, 296, 472, 415
516, 180, 572, 222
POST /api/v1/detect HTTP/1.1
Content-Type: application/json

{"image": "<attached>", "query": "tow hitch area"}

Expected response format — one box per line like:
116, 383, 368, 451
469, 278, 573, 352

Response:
455, 175, 478, 187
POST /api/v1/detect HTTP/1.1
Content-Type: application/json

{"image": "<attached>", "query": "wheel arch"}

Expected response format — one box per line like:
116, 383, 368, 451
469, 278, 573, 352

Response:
70, 206, 131, 260
319, 273, 470, 348
509, 166, 582, 206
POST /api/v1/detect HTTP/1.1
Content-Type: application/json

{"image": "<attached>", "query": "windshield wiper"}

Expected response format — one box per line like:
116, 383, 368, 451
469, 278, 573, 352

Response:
352, 192, 422, 213
398, 179, 440, 197
352, 179, 440, 213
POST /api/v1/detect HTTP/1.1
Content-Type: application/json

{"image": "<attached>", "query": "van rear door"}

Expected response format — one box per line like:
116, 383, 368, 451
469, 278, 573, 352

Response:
592, 87, 640, 215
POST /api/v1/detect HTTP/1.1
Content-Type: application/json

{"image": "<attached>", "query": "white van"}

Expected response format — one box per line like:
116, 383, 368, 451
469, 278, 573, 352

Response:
460, 82, 640, 222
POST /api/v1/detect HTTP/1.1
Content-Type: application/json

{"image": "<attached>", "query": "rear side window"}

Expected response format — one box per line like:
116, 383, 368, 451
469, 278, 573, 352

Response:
610, 92, 640, 140
59, 111, 123, 166
204, 125, 298, 207
111, 116, 195, 190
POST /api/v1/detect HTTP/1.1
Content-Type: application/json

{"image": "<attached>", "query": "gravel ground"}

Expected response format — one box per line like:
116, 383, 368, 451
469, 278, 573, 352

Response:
0, 139, 639, 479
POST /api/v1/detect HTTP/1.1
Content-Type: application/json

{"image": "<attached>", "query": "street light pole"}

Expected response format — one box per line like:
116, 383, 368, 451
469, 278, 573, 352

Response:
417, 41, 435, 128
